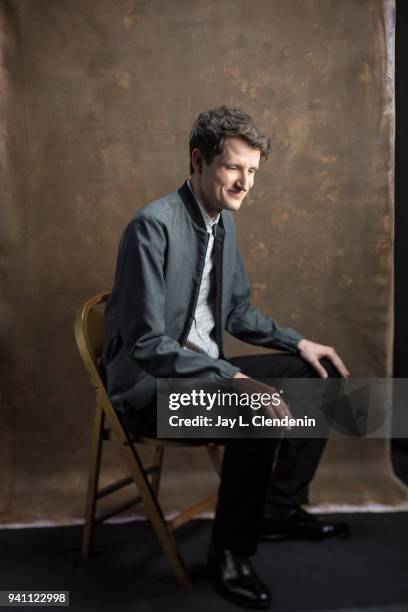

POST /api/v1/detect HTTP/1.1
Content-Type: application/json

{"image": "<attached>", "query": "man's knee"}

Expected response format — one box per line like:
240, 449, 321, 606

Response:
288, 355, 342, 379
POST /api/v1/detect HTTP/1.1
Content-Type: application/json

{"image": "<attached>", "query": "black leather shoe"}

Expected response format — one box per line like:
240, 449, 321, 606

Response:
207, 546, 271, 609
261, 507, 349, 541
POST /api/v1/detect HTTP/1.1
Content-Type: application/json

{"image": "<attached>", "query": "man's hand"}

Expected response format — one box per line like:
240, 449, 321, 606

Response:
234, 371, 292, 427
296, 339, 349, 379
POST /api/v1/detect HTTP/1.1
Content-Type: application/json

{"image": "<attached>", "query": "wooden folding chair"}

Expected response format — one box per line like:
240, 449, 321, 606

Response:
74, 292, 223, 586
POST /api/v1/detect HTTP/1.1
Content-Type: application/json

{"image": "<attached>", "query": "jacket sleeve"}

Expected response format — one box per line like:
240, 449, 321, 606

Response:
114, 216, 240, 379
226, 245, 304, 353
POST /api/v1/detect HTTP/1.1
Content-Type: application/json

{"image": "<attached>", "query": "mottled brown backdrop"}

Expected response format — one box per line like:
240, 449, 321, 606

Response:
1, 0, 405, 525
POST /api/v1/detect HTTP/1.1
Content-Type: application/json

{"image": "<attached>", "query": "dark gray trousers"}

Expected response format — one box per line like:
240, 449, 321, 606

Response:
122, 353, 339, 556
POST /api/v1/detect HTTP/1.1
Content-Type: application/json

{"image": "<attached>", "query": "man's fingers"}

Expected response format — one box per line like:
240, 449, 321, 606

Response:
311, 360, 328, 378
279, 400, 292, 430
265, 398, 293, 430
299, 340, 350, 379
329, 353, 349, 378
279, 400, 292, 419
234, 378, 293, 429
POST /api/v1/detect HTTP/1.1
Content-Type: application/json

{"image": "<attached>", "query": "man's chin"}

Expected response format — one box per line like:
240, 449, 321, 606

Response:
222, 197, 244, 211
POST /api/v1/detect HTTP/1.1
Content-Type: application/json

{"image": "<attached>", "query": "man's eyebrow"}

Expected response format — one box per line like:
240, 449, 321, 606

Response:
225, 162, 259, 170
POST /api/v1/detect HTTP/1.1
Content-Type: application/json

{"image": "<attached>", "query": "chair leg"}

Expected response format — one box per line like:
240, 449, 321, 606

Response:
81, 403, 104, 559
206, 444, 223, 477
111, 421, 191, 586
150, 445, 164, 497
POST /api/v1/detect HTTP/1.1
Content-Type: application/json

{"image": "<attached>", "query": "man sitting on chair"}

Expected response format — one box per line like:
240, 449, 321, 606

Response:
101, 106, 349, 609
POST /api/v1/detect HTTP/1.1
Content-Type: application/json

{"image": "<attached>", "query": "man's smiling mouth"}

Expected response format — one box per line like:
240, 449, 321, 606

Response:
227, 189, 246, 198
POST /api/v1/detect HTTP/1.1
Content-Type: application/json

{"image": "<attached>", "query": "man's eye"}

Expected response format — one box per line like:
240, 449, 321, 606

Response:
227, 166, 237, 170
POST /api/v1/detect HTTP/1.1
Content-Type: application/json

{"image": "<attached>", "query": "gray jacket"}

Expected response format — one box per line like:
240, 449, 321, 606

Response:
102, 180, 303, 416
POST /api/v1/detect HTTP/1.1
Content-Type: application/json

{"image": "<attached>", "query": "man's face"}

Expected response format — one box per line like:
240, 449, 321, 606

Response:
192, 136, 261, 216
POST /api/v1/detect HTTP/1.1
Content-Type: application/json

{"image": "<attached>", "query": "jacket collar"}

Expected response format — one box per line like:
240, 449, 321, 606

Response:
177, 179, 225, 232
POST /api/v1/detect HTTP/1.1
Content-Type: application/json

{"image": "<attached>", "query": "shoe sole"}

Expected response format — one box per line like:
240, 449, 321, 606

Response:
208, 576, 271, 609
213, 588, 271, 610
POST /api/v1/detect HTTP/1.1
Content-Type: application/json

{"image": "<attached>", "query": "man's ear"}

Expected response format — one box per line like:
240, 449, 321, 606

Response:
191, 148, 203, 174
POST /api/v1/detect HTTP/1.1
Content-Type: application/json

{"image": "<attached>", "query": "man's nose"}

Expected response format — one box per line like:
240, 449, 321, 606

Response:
237, 172, 250, 191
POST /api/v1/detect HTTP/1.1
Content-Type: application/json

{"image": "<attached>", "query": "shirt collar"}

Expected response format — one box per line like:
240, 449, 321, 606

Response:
187, 178, 220, 232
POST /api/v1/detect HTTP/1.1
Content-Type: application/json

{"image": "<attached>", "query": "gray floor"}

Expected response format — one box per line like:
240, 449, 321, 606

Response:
1, 513, 408, 611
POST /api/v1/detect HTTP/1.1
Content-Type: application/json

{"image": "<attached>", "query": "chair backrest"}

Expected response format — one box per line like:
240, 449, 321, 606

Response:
74, 292, 110, 392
